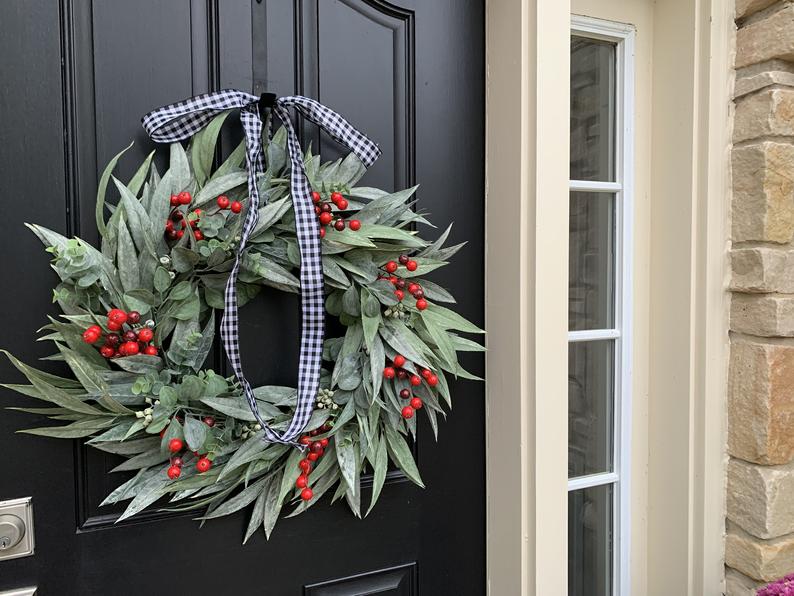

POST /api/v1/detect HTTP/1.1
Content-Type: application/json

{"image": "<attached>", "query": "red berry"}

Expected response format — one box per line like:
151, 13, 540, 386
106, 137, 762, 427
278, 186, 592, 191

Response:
393, 355, 406, 367
399, 389, 411, 399
168, 438, 183, 453
319, 212, 333, 225
395, 279, 406, 289
421, 368, 432, 379
167, 229, 178, 240
127, 311, 141, 324
314, 206, 322, 215
108, 309, 127, 325
310, 429, 320, 437
408, 283, 421, 294
410, 397, 423, 410
178, 191, 191, 205
176, 230, 184, 239
143, 345, 158, 356
394, 289, 404, 301
406, 260, 418, 271
383, 367, 396, 379
122, 330, 137, 342
312, 191, 321, 203
308, 452, 319, 462
121, 341, 139, 356
397, 370, 408, 380
336, 198, 348, 210
170, 194, 179, 206
349, 220, 361, 231
217, 195, 230, 209
385, 261, 398, 273
310, 442, 324, 454
171, 456, 183, 467
194, 230, 204, 241
137, 328, 154, 342
401, 406, 414, 419
165, 220, 174, 231
330, 191, 344, 204
230, 201, 243, 214
321, 203, 333, 213
299, 459, 312, 473
82, 327, 100, 343
107, 321, 122, 332
398, 255, 409, 265
100, 345, 116, 358
203, 416, 215, 427
299, 436, 312, 446
416, 299, 428, 311
296, 475, 308, 489
409, 374, 422, 387
193, 209, 202, 216
389, 275, 398, 284
427, 374, 439, 387
300, 487, 314, 501
334, 219, 345, 231
320, 438, 329, 448
167, 465, 181, 480
196, 457, 212, 473
319, 227, 326, 239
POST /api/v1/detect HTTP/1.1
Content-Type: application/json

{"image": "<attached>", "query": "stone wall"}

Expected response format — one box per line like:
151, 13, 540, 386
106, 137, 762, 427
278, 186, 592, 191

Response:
728, 2, 794, 593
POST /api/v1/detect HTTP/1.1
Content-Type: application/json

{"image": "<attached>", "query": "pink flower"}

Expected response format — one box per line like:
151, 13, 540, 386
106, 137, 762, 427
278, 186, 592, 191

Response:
758, 574, 794, 596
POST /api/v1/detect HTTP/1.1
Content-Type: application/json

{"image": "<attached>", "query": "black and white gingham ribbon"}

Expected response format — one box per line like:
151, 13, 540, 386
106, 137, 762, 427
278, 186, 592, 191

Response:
142, 90, 380, 445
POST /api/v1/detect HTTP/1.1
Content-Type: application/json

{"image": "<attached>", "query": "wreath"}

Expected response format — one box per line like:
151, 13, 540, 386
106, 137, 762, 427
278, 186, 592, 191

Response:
2, 110, 483, 541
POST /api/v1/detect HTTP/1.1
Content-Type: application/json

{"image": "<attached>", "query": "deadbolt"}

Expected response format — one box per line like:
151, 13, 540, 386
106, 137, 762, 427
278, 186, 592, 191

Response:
0, 498, 34, 561
0, 515, 25, 550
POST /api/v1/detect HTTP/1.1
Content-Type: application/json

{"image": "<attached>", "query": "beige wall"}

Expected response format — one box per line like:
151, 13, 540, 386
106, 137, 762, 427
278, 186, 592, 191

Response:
486, 0, 733, 593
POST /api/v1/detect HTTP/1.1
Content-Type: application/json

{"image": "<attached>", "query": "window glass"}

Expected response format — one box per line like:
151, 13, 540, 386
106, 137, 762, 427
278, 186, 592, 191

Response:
569, 192, 615, 331
570, 37, 615, 182
568, 340, 614, 478
568, 484, 614, 596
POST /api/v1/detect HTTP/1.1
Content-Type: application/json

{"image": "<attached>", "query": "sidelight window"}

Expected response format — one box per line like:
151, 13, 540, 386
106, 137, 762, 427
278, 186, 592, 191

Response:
568, 16, 634, 596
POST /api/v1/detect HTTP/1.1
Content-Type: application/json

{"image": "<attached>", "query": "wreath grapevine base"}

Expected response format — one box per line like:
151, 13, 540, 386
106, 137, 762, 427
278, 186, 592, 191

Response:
2, 115, 483, 541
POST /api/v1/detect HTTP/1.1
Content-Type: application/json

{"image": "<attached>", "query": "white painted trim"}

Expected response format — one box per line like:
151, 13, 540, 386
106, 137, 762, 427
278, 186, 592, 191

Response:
568, 329, 621, 342
570, 180, 622, 193
570, 15, 635, 596
568, 471, 620, 491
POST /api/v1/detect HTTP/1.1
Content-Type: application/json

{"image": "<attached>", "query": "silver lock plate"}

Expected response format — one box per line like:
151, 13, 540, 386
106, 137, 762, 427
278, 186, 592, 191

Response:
0, 498, 34, 562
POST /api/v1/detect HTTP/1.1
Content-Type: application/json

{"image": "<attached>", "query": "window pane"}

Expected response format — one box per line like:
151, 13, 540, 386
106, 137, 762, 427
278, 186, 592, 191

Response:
570, 36, 615, 181
569, 340, 614, 478
569, 192, 615, 331
569, 484, 614, 596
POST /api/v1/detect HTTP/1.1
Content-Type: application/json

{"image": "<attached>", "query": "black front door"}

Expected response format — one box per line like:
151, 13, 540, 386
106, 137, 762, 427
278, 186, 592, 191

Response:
0, 1, 484, 594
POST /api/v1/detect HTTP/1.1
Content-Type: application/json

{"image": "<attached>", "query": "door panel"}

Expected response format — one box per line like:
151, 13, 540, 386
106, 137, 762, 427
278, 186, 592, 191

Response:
0, 1, 484, 594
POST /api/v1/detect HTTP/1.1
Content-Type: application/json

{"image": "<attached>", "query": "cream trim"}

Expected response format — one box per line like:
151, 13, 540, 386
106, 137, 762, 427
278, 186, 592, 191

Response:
485, 0, 732, 593
485, 0, 571, 594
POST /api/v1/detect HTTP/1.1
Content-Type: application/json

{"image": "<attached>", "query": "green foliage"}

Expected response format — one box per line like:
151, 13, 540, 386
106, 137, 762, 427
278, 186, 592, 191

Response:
2, 118, 483, 542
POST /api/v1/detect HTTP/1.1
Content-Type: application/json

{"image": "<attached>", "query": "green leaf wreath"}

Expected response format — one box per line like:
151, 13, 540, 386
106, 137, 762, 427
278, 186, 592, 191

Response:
1, 116, 483, 541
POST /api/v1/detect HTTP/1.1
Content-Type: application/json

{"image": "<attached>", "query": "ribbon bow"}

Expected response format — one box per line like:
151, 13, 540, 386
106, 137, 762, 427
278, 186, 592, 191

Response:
142, 90, 381, 445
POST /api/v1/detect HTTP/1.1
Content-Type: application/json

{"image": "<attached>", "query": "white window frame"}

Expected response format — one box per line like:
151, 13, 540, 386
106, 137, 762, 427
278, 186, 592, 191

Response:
569, 15, 635, 596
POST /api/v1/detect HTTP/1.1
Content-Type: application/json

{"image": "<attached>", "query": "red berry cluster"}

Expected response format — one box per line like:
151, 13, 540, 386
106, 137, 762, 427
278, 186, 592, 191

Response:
295, 423, 333, 501
312, 191, 361, 239
382, 354, 437, 419
165, 192, 205, 241
82, 309, 158, 358
163, 417, 216, 480
380, 255, 428, 310
216, 194, 242, 214
398, 387, 424, 419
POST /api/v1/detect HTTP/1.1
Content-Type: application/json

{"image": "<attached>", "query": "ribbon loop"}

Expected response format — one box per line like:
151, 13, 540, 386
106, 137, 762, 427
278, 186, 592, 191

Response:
142, 90, 381, 444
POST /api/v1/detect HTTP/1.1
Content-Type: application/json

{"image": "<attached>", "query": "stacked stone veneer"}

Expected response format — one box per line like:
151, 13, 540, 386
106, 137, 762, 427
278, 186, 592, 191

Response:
727, 2, 794, 594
